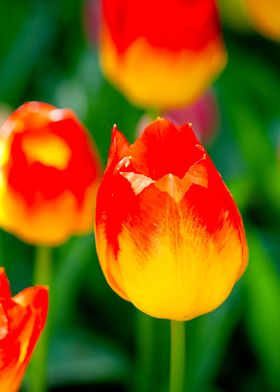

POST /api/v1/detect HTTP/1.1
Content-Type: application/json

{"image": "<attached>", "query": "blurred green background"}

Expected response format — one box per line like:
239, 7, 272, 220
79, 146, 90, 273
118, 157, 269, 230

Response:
0, 0, 280, 391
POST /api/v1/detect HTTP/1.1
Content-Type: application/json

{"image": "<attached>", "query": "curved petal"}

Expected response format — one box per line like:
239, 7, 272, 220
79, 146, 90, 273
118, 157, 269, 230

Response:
125, 119, 205, 179
0, 285, 48, 392
114, 177, 247, 320
0, 269, 11, 299
106, 125, 130, 173
96, 148, 138, 299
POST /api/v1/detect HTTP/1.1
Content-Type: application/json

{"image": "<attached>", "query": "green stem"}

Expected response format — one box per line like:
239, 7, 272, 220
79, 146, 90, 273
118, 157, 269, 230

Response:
30, 246, 52, 392
170, 320, 186, 392
135, 311, 155, 392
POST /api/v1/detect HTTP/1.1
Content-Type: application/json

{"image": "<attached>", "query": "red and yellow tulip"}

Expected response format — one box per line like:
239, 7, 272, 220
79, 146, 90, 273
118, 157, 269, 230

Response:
0, 102, 101, 245
95, 118, 248, 320
0, 268, 48, 392
99, 0, 227, 109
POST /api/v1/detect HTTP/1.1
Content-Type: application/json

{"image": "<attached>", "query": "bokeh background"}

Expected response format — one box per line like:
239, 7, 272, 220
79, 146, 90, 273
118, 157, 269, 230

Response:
0, 0, 280, 391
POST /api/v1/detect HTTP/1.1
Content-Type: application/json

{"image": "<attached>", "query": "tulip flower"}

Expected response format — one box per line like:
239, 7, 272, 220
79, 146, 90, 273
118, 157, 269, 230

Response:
95, 118, 248, 321
0, 268, 48, 392
99, 0, 227, 110
244, 0, 280, 40
0, 102, 101, 245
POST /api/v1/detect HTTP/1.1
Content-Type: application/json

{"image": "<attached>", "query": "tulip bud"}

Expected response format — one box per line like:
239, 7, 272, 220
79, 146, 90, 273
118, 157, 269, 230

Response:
95, 118, 248, 320
0, 102, 101, 245
99, 0, 227, 110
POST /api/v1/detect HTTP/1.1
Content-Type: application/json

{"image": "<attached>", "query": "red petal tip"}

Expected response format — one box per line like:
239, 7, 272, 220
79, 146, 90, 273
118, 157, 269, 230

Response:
0, 268, 11, 299
107, 125, 130, 168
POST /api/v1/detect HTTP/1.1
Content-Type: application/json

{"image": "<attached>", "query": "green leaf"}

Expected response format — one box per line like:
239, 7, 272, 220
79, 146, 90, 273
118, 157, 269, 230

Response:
244, 229, 280, 390
46, 326, 130, 387
53, 235, 93, 325
0, 3, 56, 104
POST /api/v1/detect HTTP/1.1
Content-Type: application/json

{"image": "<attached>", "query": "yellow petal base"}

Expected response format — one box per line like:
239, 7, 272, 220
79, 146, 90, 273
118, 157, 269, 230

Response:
0, 183, 98, 246
100, 30, 227, 110
96, 211, 247, 321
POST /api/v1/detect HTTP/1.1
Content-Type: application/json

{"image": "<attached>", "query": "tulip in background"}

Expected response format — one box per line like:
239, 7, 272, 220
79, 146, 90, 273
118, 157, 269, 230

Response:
244, 0, 280, 40
0, 101, 101, 245
95, 118, 248, 390
0, 268, 48, 392
84, 0, 101, 46
0, 101, 101, 392
99, 0, 227, 110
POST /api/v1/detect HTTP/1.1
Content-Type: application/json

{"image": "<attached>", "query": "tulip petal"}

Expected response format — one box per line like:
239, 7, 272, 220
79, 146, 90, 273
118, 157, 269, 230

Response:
0, 268, 11, 299
22, 133, 71, 169
102, 0, 221, 53
120, 172, 154, 195
107, 125, 130, 169
115, 184, 246, 320
126, 119, 205, 179
154, 162, 208, 203
0, 281, 48, 392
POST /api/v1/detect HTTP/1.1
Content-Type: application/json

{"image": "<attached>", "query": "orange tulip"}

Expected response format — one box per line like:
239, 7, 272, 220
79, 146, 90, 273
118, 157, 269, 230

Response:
0, 268, 48, 392
0, 102, 101, 245
99, 0, 226, 110
95, 118, 248, 320
244, 0, 280, 40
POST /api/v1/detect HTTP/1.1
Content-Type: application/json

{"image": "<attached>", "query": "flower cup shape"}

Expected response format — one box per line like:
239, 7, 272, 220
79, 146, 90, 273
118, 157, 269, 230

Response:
244, 0, 280, 40
95, 118, 248, 321
99, 0, 227, 110
0, 268, 48, 392
0, 102, 101, 246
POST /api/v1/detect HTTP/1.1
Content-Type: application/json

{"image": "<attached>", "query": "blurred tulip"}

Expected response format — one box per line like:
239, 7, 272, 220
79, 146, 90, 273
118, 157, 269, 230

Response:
244, 0, 280, 40
95, 118, 248, 320
165, 90, 219, 145
99, 0, 227, 110
84, 0, 101, 46
0, 102, 101, 245
0, 268, 48, 392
